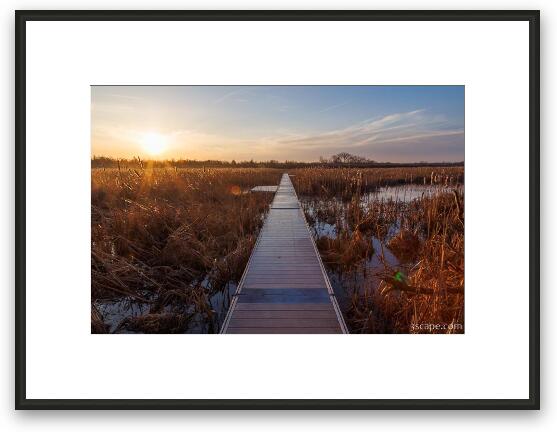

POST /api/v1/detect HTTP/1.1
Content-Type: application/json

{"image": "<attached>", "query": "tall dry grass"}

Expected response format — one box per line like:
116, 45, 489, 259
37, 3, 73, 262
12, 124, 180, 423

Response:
293, 167, 464, 334
291, 166, 463, 200
91, 167, 281, 333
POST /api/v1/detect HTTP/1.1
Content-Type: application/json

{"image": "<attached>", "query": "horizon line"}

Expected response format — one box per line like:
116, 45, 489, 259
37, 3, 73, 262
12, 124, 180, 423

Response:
91, 155, 464, 164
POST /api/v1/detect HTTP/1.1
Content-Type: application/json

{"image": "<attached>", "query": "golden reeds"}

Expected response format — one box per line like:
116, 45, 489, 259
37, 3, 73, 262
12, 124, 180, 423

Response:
292, 167, 464, 334
91, 167, 281, 333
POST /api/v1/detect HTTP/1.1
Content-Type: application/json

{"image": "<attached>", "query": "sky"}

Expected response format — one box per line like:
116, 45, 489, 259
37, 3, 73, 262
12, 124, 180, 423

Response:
91, 85, 464, 162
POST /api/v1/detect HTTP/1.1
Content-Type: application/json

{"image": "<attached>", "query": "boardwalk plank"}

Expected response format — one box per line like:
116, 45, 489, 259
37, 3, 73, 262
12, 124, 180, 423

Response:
226, 328, 342, 334
234, 303, 335, 311
228, 318, 341, 328
232, 310, 337, 319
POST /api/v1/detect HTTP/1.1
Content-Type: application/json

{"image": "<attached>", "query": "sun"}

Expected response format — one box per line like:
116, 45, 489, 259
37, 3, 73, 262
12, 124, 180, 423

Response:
140, 132, 168, 156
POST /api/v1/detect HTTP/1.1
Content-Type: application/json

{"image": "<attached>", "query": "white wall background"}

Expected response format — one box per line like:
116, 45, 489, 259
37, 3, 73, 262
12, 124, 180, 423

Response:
0, 0, 552, 430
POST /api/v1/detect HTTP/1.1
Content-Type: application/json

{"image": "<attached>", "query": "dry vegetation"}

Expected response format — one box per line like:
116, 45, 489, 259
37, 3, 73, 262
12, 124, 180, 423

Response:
291, 167, 464, 334
291, 166, 463, 199
92, 164, 464, 334
91, 166, 281, 333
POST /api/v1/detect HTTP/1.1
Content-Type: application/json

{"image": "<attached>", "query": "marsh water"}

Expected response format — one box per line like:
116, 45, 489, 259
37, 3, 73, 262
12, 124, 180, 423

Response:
93, 281, 237, 333
300, 183, 463, 325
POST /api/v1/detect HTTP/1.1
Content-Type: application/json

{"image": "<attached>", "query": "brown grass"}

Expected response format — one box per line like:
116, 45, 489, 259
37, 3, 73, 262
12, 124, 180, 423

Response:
91, 167, 281, 333
293, 167, 464, 334
291, 166, 463, 200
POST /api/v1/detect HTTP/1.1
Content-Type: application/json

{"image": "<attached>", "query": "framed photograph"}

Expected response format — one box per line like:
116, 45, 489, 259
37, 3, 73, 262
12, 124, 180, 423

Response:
15, 10, 540, 409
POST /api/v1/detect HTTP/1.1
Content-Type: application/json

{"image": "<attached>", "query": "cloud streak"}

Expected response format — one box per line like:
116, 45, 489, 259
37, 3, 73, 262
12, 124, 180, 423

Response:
275, 109, 463, 160
319, 100, 350, 113
93, 109, 464, 162
213, 88, 249, 105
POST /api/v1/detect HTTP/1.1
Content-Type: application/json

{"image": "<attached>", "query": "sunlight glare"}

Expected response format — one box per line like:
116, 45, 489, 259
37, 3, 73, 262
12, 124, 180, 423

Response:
140, 132, 168, 156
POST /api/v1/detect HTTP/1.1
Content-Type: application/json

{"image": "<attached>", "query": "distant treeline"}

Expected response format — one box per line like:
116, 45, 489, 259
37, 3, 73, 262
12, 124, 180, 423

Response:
91, 153, 464, 170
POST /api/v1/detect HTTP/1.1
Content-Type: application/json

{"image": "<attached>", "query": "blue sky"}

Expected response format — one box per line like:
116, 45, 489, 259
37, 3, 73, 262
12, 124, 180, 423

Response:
91, 85, 464, 162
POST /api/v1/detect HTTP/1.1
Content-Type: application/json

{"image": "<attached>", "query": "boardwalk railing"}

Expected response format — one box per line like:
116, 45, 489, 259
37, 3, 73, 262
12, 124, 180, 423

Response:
221, 173, 348, 334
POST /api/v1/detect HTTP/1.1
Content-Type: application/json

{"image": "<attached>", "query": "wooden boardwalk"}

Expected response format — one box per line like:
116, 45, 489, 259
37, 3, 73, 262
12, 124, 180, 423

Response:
221, 174, 348, 334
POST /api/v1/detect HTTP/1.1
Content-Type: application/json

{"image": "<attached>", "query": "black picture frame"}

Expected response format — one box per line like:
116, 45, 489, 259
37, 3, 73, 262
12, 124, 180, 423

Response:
15, 9, 540, 410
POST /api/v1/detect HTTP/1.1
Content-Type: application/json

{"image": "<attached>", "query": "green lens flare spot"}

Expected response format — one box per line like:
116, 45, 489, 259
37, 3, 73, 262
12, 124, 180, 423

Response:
394, 271, 405, 282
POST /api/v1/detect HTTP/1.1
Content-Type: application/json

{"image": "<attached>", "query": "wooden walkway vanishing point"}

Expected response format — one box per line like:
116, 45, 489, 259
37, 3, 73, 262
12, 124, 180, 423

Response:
221, 174, 348, 334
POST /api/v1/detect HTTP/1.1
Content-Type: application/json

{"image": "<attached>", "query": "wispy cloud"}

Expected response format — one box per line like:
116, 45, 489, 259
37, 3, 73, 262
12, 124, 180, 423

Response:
319, 100, 350, 113
93, 109, 463, 162
213, 89, 251, 105
278, 109, 463, 153
108, 93, 144, 101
